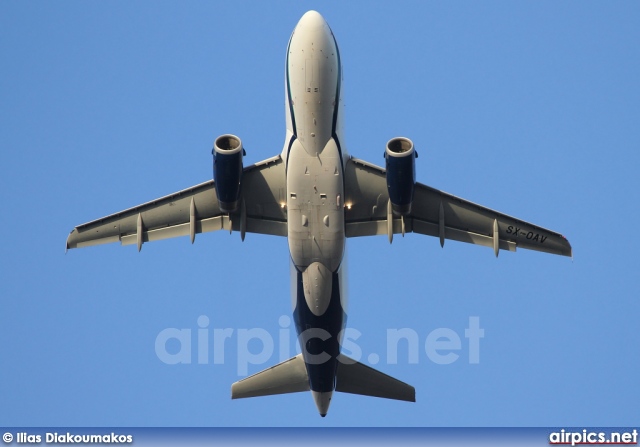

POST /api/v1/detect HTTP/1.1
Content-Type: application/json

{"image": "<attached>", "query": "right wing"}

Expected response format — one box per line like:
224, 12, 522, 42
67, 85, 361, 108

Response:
66, 155, 287, 251
344, 157, 572, 257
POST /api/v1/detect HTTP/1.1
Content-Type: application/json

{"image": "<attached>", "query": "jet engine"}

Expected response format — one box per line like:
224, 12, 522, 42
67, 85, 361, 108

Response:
384, 137, 417, 216
212, 134, 245, 213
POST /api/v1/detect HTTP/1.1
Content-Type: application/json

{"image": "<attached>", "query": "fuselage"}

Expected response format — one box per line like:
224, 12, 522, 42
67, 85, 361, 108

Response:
281, 10, 348, 416
65, 8, 570, 419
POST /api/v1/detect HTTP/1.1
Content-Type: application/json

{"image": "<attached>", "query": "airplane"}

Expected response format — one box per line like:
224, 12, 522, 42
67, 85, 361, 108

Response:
66, 10, 572, 417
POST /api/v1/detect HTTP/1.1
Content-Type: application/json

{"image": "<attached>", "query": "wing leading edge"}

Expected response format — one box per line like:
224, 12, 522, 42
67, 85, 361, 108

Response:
343, 157, 572, 257
66, 155, 287, 251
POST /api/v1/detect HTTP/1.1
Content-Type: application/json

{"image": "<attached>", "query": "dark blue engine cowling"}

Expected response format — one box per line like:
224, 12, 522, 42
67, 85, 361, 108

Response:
212, 134, 244, 213
385, 137, 416, 216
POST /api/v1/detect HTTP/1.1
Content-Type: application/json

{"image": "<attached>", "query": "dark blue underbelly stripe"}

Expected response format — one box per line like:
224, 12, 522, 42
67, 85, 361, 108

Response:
292, 267, 346, 393
328, 28, 345, 185
329, 28, 342, 140
284, 134, 296, 176
285, 33, 297, 136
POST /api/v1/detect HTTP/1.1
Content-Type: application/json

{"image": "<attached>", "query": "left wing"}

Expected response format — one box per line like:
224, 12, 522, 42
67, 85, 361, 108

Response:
66, 155, 286, 251
344, 157, 572, 257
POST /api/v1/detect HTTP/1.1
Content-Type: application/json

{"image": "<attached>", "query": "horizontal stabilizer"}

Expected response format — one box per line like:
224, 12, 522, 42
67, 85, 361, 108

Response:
335, 354, 415, 402
231, 354, 309, 399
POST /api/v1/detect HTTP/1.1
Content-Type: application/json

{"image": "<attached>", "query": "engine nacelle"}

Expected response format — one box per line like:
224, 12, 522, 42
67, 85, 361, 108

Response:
212, 134, 244, 213
385, 137, 416, 216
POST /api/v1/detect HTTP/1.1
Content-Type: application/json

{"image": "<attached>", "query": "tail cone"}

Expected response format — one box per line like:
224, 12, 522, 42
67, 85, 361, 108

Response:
312, 391, 333, 417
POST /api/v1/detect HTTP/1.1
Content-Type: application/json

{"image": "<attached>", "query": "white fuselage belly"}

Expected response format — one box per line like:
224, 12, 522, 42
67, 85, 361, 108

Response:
284, 12, 346, 272
281, 11, 348, 412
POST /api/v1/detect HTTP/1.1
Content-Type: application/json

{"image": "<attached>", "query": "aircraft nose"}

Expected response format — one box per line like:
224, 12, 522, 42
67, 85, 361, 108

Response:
297, 10, 328, 31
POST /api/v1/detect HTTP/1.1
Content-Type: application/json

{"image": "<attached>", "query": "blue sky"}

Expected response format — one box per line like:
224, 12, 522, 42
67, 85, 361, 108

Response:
1, 1, 639, 427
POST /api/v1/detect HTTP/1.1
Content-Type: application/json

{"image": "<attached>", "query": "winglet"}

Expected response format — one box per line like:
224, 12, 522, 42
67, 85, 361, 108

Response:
439, 201, 445, 248
493, 219, 499, 258
65, 229, 76, 253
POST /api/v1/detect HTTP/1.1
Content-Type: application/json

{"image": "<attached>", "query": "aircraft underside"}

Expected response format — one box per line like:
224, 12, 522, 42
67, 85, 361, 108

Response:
66, 10, 571, 417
